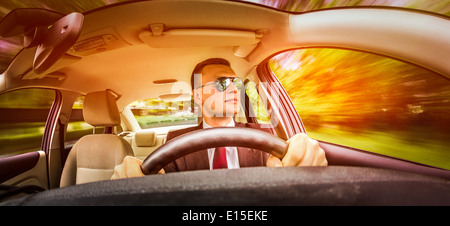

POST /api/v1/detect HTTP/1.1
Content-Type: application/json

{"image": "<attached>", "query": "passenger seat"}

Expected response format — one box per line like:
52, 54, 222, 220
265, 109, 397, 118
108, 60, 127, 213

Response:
131, 130, 166, 160
60, 90, 134, 187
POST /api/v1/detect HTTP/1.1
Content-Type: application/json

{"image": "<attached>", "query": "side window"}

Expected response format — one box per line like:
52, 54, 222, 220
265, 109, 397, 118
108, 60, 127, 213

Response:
0, 88, 55, 157
128, 98, 197, 129
269, 48, 450, 170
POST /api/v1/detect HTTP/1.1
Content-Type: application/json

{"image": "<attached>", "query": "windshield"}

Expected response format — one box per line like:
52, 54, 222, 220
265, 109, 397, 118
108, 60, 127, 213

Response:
0, 0, 449, 73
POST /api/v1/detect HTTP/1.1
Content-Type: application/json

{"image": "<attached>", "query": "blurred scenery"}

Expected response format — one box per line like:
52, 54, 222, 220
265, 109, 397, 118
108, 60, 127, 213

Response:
128, 98, 197, 129
0, 89, 55, 155
0, 0, 449, 168
269, 48, 450, 169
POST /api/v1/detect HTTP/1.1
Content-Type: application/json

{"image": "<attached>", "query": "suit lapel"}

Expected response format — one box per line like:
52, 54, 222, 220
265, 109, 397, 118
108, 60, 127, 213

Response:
236, 122, 254, 167
235, 122, 269, 167
183, 149, 209, 171
237, 147, 248, 167
176, 123, 210, 171
237, 147, 262, 168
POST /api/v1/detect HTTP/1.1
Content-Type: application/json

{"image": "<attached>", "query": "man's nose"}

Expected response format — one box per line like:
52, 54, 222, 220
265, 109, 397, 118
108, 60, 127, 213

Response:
226, 82, 239, 93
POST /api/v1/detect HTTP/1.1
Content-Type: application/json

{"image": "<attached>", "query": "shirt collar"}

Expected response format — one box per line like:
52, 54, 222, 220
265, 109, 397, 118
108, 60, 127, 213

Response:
202, 118, 235, 129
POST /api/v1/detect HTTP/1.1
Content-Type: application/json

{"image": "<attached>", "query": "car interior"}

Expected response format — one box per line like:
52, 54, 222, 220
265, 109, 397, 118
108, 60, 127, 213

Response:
0, 0, 449, 205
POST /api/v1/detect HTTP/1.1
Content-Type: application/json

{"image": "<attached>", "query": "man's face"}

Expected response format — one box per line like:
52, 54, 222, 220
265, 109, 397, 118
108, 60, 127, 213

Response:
193, 64, 241, 118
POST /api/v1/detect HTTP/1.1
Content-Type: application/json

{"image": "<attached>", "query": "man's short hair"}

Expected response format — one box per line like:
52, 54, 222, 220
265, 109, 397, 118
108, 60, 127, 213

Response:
190, 58, 231, 90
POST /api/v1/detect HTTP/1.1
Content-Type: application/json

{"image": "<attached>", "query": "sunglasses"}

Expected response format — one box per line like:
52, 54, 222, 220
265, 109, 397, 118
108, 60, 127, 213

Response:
197, 77, 244, 92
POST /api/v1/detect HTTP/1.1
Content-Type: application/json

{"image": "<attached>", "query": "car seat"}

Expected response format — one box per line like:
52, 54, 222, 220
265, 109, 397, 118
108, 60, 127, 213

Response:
60, 90, 133, 187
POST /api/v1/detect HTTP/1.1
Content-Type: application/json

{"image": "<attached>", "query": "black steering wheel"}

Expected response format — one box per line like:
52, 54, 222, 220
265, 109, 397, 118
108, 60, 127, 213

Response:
141, 127, 288, 174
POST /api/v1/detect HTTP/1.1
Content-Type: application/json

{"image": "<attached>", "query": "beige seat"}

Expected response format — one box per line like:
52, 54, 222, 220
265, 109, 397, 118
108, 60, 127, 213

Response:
131, 130, 166, 160
60, 90, 134, 187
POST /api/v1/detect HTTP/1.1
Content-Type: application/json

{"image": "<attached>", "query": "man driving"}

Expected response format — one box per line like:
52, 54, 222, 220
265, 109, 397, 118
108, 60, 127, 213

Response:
112, 58, 327, 179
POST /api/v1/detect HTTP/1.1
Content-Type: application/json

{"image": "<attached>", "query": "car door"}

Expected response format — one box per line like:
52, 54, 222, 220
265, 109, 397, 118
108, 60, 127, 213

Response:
0, 88, 58, 191
259, 47, 450, 179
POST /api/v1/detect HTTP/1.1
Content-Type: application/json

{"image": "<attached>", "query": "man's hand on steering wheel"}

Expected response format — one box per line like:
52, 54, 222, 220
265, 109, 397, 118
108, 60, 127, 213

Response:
112, 156, 164, 180
266, 133, 328, 167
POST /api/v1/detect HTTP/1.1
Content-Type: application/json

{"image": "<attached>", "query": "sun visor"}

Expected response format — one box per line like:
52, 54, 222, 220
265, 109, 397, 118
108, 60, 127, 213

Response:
0, 10, 84, 80
139, 28, 262, 49
0, 8, 63, 38
33, 12, 84, 74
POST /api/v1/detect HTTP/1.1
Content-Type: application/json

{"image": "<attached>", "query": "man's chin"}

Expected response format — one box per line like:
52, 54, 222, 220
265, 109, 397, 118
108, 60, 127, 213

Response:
224, 108, 239, 117
203, 104, 239, 117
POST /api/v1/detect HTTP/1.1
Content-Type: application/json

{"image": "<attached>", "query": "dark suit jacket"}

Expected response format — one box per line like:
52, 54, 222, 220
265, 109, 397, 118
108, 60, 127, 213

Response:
163, 122, 276, 173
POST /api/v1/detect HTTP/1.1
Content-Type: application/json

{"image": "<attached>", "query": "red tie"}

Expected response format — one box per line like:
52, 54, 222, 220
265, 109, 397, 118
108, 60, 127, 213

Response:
213, 147, 228, 169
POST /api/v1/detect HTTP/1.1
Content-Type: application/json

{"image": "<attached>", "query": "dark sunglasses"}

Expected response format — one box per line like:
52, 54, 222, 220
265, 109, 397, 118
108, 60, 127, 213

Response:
197, 77, 243, 92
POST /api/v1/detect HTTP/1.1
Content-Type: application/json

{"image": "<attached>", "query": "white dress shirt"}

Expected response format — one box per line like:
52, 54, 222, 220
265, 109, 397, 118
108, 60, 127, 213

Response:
203, 119, 240, 170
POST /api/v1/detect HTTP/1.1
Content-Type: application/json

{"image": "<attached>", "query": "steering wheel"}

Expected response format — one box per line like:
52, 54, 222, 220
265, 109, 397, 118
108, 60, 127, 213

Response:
141, 127, 288, 174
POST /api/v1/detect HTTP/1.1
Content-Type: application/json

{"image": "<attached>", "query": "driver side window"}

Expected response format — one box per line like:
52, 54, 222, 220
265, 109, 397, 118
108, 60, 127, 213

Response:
269, 48, 450, 170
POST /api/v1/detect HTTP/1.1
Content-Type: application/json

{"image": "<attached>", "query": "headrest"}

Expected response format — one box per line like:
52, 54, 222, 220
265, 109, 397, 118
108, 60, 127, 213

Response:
134, 130, 156, 147
83, 90, 120, 127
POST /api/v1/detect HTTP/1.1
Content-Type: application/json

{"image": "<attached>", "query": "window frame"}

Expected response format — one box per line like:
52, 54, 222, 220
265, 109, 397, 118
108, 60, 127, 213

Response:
257, 60, 306, 138
42, 89, 62, 155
